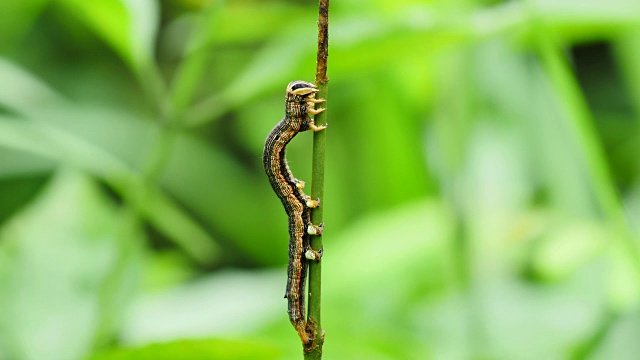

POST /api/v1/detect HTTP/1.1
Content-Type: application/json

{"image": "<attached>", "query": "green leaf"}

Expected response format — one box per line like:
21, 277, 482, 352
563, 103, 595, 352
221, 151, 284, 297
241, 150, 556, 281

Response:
325, 199, 455, 301
0, 175, 49, 226
91, 339, 280, 360
169, 0, 226, 116
0, 57, 65, 115
159, 132, 283, 264
56, 0, 158, 72
530, 220, 606, 281
608, 243, 640, 313
0, 0, 52, 50
0, 169, 143, 360
0, 148, 55, 178
119, 271, 283, 343
613, 25, 640, 122
185, 22, 315, 126
0, 112, 219, 265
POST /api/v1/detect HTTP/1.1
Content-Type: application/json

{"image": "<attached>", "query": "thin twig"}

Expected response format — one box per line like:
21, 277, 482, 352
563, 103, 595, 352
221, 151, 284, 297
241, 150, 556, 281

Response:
304, 0, 329, 358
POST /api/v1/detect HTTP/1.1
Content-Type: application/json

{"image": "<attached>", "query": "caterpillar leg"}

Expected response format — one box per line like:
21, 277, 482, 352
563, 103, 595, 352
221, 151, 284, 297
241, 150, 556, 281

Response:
305, 247, 323, 261
308, 122, 327, 132
307, 93, 326, 116
305, 196, 320, 208
308, 107, 326, 116
306, 103, 327, 131
307, 222, 324, 236
294, 178, 306, 189
306, 98, 325, 111
305, 227, 324, 263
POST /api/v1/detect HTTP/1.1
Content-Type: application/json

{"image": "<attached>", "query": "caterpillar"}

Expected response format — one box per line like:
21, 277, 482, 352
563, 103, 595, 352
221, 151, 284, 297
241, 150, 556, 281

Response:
262, 80, 326, 344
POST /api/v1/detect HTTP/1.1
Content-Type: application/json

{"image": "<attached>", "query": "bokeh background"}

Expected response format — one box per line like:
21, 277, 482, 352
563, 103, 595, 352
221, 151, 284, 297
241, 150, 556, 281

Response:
1, 0, 639, 359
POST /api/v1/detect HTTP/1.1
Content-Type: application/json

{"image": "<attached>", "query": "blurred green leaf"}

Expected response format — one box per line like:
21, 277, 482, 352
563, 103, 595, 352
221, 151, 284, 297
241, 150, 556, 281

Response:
91, 338, 280, 360
532, 0, 640, 29
591, 311, 640, 360
140, 251, 196, 292
169, 0, 226, 117
1, 0, 639, 358
0, 148, 55, 178
0, 169, 142, 360
0, 57, 65, 115
0, 112, 219, 265
331, 76, 433, 212
528, 62, 596, 215
119, 200, 455, 358
532, 14, 640, 317
0, 174, 49, 225
206, 2, 307, 45
608, 244, 640, 313
530, 221, 606, 281
120, 271, 283, 343
613, 25, 640, 122
56, 0, 158, 72
185, 22, 315, 126
0, 0, 51, 51
159, 133, 285, 264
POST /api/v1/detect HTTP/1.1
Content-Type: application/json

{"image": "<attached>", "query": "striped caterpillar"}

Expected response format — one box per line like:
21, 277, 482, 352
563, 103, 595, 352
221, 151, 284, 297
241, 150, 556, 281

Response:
262, 80, 326, 344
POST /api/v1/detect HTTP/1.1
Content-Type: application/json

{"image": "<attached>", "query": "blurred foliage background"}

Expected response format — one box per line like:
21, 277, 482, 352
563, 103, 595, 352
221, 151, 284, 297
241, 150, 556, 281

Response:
0, 0, 639, 359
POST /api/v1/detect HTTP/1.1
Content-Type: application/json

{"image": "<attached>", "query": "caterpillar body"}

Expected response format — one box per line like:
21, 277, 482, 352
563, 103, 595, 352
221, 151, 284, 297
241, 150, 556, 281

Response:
262, 80, 326, 344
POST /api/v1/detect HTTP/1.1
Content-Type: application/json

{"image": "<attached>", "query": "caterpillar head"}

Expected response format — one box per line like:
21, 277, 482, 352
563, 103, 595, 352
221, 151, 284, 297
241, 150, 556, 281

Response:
286, 80, 318, 100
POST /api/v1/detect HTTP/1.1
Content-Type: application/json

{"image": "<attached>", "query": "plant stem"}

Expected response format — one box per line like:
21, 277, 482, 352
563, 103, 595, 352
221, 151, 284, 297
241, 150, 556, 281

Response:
304, 0, 329, 358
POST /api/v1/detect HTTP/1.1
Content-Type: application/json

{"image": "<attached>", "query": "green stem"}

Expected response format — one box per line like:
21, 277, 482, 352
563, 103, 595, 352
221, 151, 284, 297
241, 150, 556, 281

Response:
305, 0, 329, 358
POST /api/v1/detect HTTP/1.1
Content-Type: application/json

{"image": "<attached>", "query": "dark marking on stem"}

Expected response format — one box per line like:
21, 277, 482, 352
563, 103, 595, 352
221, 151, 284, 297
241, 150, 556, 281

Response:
303, 316, 325, 354
315, 0, 330, 85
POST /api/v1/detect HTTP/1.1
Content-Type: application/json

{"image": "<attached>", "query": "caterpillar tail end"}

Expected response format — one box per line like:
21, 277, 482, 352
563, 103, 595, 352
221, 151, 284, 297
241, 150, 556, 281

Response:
295, 321, 311, 344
